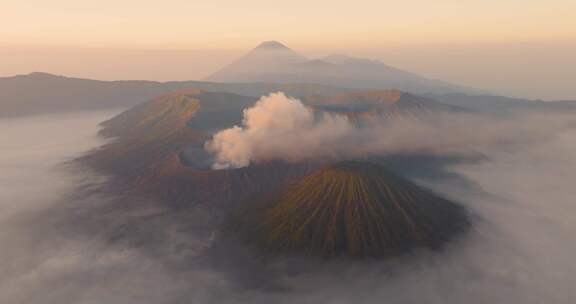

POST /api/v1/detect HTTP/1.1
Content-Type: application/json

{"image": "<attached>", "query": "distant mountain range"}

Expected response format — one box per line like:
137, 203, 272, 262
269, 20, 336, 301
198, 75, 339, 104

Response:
0, 72, 348, 117
206, 41, 475, 94
1, 41, 575, 117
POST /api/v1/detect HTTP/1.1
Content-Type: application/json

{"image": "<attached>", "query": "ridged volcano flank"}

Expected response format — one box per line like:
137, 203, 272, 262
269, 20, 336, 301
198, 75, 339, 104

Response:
83, 89, 256, 176
232, 161, 469, 258
98, 89, 204, 139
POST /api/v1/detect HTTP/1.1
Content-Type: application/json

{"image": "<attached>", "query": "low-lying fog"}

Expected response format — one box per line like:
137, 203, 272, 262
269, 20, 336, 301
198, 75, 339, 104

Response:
1, 109, 576, 303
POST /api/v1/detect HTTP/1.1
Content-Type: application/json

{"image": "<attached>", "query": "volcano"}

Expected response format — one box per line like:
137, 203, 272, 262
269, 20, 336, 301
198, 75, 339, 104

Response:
83, 89, 257, 176
81, 90, 472, 260
206, 41, 307, 82
206, 41, 474, 95
231, 161, 469, 258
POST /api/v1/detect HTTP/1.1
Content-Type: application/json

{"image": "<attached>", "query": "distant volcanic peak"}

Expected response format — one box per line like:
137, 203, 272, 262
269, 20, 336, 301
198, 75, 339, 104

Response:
206, 41, 307, 81
246, 41, 302, 59
254, 40, 292, 50
246, 41, 306, 61
203, 41, 473, 94
232, 161, 470, 258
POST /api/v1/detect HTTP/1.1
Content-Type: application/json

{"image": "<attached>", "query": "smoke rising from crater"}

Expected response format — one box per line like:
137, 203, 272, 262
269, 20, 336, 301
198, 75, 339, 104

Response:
206, 92, 576, 169
205, 92, 352, 169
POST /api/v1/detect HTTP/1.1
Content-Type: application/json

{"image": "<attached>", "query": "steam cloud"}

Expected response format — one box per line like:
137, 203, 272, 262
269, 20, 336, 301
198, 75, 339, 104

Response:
205, 92, 352, 169
206, 92, 576, 169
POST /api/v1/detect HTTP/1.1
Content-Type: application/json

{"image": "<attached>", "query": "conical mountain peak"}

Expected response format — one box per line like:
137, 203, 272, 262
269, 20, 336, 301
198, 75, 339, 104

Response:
205, 41, 473, 94
254, 40, 291, 51
206, 41, 306, 81
230, 161, 470, 258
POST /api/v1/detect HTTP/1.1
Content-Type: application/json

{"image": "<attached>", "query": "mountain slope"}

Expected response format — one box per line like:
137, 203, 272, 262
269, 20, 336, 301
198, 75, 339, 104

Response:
207, 41, 307, 82
230, 161, 470, 258
305, 89, 467, 122
83, 89, 257, 176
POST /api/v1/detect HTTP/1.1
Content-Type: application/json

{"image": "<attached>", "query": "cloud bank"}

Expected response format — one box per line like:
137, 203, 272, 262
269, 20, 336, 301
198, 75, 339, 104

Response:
0, 111, 230, 304
3, 106, 576, 303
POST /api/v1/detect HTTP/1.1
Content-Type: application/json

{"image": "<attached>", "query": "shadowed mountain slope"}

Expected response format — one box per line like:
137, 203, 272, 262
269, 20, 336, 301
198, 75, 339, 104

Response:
230, 161, 470, 258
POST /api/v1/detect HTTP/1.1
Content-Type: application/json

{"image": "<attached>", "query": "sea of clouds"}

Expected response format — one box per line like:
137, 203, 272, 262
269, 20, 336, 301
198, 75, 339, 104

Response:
2, 102, 576, 303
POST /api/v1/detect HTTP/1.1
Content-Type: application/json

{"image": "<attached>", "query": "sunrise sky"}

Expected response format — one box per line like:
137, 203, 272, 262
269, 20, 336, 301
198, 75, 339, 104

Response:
1, 0, 575, 99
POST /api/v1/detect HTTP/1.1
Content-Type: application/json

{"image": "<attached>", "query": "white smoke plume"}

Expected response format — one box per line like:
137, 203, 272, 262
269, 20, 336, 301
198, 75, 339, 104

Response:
205, 92, 352, 169
205, 92, 576, 169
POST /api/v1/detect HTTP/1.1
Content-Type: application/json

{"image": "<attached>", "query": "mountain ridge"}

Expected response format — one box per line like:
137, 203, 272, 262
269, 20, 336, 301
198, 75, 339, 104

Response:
3, 71, 574, 118
0, 72, 349, 117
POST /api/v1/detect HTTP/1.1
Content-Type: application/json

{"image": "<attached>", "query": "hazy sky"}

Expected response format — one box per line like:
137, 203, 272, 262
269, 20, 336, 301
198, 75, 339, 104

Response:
1, 0, 575, 99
